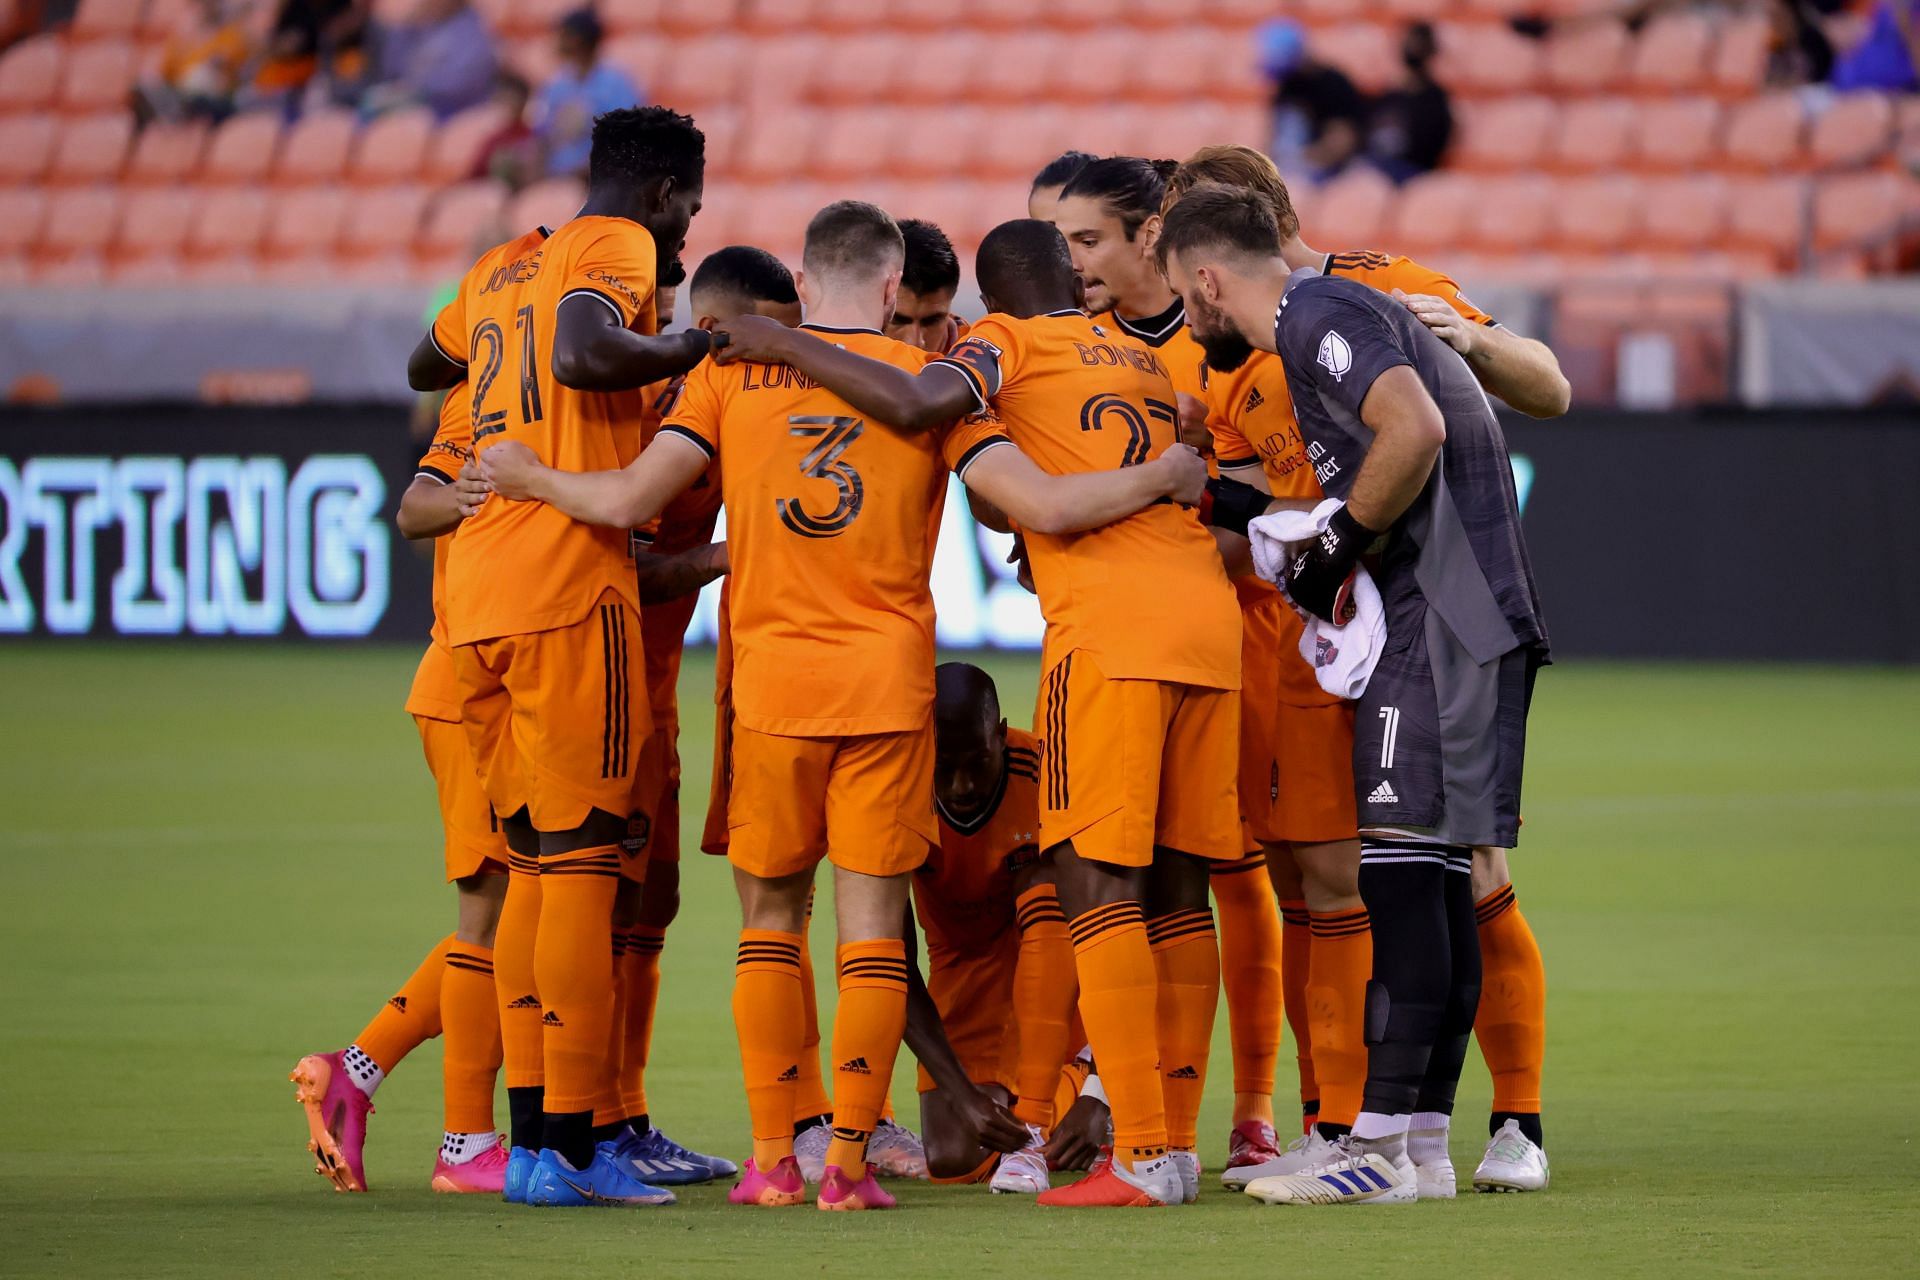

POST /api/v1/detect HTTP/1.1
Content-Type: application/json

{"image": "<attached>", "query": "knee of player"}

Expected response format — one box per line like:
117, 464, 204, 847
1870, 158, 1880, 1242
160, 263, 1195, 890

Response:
454, 873, 507, 947
637, 882, 681, 930
922, 1133, 989, 1181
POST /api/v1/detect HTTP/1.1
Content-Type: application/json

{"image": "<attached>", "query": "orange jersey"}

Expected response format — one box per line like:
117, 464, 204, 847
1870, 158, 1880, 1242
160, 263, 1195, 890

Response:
1323, 250, 1494, 327
915, 729, 1042, 954
404, 385, 474, 723
1113, 301, 1209, 401
435, 219, 659, 646
634, 372, 723, 725
938, 310, 1241, 690
661, 325, 1011, 736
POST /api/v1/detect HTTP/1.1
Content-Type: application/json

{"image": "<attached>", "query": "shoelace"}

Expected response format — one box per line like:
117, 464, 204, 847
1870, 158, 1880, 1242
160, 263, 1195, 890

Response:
1282, 1131, 1316, 1156
1487, 1131, 1533, 1164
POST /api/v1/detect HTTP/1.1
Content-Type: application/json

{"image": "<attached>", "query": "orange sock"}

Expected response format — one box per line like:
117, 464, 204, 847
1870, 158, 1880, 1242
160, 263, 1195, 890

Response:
618, 926, 665, 1122
792, 911, 834, 1126
1148, 907, 1219, 1152
824, 939, 910, 1172
494, 860, 544, 1091
1211, 863, 1281, 1127
1069, 902, 1166, 1166
531, 848, 620, 1115
592, 929, 628, 1129
1279, 899, 1316, 1130
1475, 885, 1546, 1118
353, 934, 451, 1073
441, 941, 501, 1134
734, 929, 805, 1170
1012, 883, 1076, 1130
1307, 907, 1371, 1131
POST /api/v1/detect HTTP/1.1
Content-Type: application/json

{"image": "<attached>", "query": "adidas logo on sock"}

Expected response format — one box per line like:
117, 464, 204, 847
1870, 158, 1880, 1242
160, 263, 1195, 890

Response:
541, 1010, 565, 1028
507, 994, 541, 1009
1167, 1065, 1200, 1080
1368, 781, 1399, 804
1243, 386, 1266, 414
777, 1064, 800, 1082
387, 995, 408, 1013
839, 1057, 872, 1075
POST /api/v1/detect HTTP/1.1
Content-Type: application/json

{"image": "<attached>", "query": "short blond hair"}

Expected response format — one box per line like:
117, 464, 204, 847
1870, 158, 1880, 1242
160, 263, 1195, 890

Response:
1164, 145, 1300, 243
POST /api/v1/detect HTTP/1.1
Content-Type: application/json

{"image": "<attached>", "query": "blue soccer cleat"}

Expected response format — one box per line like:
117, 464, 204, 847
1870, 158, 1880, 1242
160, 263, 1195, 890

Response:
502, 1146, 539, 1204
617, 1125, 739, 1184
524, 1145, 676, 1207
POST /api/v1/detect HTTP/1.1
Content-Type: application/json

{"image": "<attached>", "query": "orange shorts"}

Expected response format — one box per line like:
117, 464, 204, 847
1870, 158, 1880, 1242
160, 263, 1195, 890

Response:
725, 720, 937, 880
914, 934, 1018, 1094
1274, 699, 1359, 844
1037, 650, 1242, 867
627, 724, 680, 864
1238, 594, 1292, 847
454, 590, 653, 842
413, 713, 508, 881
700, 690, 732, 857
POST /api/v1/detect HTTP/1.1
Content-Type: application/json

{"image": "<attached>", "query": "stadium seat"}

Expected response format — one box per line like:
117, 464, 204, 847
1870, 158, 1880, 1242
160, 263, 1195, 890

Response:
813, 0, 889, 31
735, 104, 822, 180
1812, 172, 1907, 253
649, 33, 748, 109
1543, 19, 1628, 93
1722, 94, 1805, 171
1470, 175, 1554, 253
696, 103, 742, 176
184, 188, 269, 260
596, 0, 660, 34
70, 0, 146, 41
0, 34, 64, 112
113, 187, 197, 263
263, 189, 350, 258
340, 185, 430, 259
349, 108, 433, 184
1710, 12, 1772, 97
416, 179, 509, 263
1451, 96, 1555, 172
900, 30, 987, 105
272, 109, 358, 186
494, 0, 574, 41
658, 0, 738, 35
739, 0, 814, 34
33, 253, 108, 285
600, 34, 669, 99
0, 190, 47, 258
1434, 22, 1542, 96
1628, 11, 1715, 94
1311, 167, 1395, 249
1388, 172, 1477, 257
1551, 99, 1634, 173
47, 112, 133, 184
1122, 0, 1195, 27
816, 106, 915, 179
1641, 176, 1730, 250
1809, 93, 1895, 170
974, 29, 1064, 104
1310, 24, 1398, 95
56, 39, 138, 113
0, 114, 58, 183
1046, 0, 1120, 26
1058, 30, 1144, 104
737, 32, 829, 105
506, 177, 586, 235
201, 113, 282, 183
124, 120, 206, 184
810, 32, 904, 105
1137, 102, 1240, 168
1724, 175, 1809, 265
1633, 98, 1721, 172
1551, 175, 1641, 252
1137, 28, 1220, 103
423, 104, 510, 184
1380, 0, 1454, 19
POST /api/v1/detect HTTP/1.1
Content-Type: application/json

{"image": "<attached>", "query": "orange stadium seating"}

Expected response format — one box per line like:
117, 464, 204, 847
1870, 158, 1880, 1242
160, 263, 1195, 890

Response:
0, 1, 1914, 288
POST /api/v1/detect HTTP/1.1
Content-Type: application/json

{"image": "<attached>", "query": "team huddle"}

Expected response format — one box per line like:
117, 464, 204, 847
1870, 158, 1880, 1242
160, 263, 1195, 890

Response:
290, 103, 1561, 1210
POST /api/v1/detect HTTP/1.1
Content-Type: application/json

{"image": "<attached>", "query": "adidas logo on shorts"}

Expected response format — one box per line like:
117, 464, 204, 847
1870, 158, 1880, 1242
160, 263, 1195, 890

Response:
1368, 781, 1400, 805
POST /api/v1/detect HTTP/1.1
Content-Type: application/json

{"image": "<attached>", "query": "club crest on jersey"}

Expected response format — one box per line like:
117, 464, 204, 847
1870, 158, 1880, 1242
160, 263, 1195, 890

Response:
1318, 330, 1352, 381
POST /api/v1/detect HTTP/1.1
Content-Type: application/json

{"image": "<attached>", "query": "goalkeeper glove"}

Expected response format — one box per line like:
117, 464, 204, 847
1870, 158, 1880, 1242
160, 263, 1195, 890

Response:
1200, 475, 1271, 537
1284, 504, 1376, 625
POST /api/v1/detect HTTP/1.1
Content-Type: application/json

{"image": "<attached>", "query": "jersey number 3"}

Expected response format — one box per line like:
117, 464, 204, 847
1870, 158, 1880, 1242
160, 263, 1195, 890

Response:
778, 415, 864, 538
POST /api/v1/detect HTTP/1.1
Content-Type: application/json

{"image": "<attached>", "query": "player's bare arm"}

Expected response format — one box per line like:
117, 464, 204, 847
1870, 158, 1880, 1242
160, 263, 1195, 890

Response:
549, 294, 714, 391
395, 461, 490, 539
634, 541, 728, 604
405, 331, 465, 393
711, 315, 977, 432
477, 434, 708, 530
1344, 364, 1446, 530
961, 441, 1207, 536
1394, 289, 1570, 419
900, 917, 1029, 1156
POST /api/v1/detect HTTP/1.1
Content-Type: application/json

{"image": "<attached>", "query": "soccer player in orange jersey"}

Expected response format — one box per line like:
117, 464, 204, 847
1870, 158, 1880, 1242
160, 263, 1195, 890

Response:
887, 219, 965, 354
711, 218, 1243, 1208
287, 387, 508, 1196
1164, 145, 1560, 1194
402, 105, 715, 1209
481, 201, 1205, 1210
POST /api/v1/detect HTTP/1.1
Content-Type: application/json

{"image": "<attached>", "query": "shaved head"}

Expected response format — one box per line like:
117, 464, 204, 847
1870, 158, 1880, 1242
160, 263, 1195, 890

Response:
934, 662, 1007, 821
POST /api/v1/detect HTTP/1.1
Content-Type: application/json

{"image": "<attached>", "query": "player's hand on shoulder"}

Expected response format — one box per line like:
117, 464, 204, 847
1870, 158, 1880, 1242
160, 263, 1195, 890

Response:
709, 313, 793, 366
477, 439, 542, 501
1042, 1093, 1110, 1172
1394, 288, 1475, 356
453, 459, 492, 518
1156, 442, 1208, 506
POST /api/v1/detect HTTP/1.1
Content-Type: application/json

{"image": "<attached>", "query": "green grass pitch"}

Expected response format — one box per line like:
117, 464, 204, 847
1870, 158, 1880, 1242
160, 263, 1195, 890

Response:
2, 646, 1916, 1278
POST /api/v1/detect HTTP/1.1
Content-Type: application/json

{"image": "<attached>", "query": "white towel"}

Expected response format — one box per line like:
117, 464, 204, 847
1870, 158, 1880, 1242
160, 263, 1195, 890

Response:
1246, 499, 1388, 700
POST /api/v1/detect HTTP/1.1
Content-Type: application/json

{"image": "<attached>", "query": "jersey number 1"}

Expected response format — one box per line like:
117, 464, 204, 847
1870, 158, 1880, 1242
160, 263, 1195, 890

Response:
470, 305, 545, 442
778, 415, 864, 538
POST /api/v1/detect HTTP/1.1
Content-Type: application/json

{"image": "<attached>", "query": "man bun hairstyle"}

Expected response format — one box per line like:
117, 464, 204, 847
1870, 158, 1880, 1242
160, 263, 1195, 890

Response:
1059, 155, 1179, 239
1030, 150, 1097, 193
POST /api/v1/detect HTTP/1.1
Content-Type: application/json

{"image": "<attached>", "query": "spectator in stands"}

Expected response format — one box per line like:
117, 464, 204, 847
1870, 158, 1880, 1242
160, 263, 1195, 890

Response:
365, 0, 498, 120
1367, 22, 1453, 183
531, 8, 644, 179
133, 0, 249, 125
1257, 18, 1368, 184
472, 71, 540, 188
1831, 0, 1920, 92
251, 0, 370, 111
1765, 0, 1839, 86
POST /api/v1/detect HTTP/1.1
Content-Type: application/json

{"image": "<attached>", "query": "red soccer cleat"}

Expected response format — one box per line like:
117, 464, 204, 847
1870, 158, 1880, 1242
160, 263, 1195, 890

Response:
1226, 1119, 1281, 1169
1036, 1149, 1179, 1207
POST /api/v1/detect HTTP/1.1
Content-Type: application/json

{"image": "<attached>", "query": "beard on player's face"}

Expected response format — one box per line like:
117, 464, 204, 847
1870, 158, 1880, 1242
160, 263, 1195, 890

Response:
1189, 295, 1254, 372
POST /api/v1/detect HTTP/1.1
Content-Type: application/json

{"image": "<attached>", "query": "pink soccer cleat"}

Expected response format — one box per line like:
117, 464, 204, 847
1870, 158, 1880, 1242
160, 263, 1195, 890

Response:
817, 1163, 897, 1211
1227, 1119, 1281, 1169
727, 1156, 808, 1207
431, 1139, 510, 1194
290, 1050, 370, 1193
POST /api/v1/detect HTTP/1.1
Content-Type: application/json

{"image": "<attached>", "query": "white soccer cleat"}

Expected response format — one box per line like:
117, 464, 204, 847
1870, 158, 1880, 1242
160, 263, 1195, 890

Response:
1472, 1119, 1549, 1193
793, 1124, 831, 1185
1414, 1154, 1457, 1199
867, 1119, 929, 1180
1169, 1149, 1201, 1203
1220, 1127, 1335, 1189
1242, 1137, 1416, 1206
989, 1126, 1049, 1195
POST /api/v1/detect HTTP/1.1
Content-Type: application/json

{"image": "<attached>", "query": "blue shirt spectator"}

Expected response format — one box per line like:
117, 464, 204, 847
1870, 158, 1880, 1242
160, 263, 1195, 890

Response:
372, 0, 498, 120
533, 9, 644, 178
1832, 0, 1920, 92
